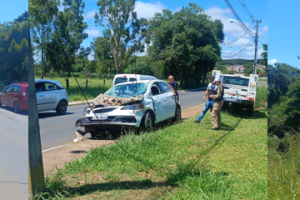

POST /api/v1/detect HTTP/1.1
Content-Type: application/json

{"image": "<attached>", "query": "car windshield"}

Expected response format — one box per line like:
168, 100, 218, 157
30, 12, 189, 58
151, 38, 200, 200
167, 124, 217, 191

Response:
223, 77, 249, 86
105, 82, 149, 97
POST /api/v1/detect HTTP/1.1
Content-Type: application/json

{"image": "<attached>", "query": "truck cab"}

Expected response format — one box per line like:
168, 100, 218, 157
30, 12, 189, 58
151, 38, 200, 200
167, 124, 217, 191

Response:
212, 70, 258, 116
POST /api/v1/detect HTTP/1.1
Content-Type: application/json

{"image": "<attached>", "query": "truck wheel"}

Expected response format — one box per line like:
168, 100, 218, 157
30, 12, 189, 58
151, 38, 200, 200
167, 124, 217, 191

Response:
143, 111, 155, 132
173, 106, 181, 123
13, 102, 20, 113
247, 104, 254, 116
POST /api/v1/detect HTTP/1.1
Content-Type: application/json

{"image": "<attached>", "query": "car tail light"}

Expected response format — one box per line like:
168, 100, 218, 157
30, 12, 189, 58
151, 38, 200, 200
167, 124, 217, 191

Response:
249, 97, 254, 101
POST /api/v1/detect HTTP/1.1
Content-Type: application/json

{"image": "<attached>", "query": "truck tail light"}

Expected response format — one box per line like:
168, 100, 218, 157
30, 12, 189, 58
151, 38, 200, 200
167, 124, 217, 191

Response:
232, 94, 236, 96
249, 97, 254, 101
243, 95, 247, 97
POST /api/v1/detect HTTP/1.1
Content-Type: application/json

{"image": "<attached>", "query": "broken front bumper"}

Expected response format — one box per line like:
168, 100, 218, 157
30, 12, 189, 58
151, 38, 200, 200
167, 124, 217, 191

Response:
75, 111, 144, 131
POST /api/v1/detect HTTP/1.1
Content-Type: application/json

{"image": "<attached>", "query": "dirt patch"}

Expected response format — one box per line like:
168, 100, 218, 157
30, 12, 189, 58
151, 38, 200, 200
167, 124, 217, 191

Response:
42, 103, 206, 176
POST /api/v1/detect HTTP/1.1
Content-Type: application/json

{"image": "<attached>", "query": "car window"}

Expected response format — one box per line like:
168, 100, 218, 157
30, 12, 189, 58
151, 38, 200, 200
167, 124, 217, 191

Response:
13, 85, 21, 93
158, 82, 170, 93
105, 82, 149, 97
129, 78, 137, 82
35, 83, 44, 93
115, 77, 128, 85
44, 83, 57, 91
5, 86, 13, 93
151, 83, 161, 96
223, 77, 249, 86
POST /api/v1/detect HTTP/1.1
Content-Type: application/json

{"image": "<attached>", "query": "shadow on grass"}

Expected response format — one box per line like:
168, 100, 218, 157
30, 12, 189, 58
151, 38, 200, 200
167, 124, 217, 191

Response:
222, 107, 267, 119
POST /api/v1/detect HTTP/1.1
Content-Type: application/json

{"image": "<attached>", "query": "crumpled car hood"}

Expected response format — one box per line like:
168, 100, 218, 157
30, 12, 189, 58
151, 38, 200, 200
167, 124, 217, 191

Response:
93, 94, 144, 106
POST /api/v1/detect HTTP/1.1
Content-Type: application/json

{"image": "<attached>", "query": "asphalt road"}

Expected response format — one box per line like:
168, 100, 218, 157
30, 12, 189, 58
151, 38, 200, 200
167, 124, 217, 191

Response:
39, 90, 206, 150
0, 106, 28, 200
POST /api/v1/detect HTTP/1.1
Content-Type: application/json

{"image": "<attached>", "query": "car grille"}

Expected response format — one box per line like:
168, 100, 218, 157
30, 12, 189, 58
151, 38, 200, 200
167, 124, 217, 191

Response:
93, 108, 117, 113
87, 116, 116, 122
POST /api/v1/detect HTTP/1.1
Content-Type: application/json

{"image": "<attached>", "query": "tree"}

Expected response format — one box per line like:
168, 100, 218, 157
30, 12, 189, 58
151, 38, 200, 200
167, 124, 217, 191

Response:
145, 3, 223, 86
243, 62, 254, 76
0, 15, 28, 86
260, 44, 267, 67
29, 0, 54, 77
94, 0, 148, 74
45, 0, 88, 77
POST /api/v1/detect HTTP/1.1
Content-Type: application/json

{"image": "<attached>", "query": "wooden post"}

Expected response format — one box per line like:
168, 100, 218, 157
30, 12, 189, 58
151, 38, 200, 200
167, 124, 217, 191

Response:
66, 79, 69, 89
28, 25, 45, 199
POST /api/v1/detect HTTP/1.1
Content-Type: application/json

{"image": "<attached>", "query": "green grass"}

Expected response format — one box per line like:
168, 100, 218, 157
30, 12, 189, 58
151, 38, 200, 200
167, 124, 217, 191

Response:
268, 134, 300, 199
37, 110, 267, 200
258, 79, 267, 82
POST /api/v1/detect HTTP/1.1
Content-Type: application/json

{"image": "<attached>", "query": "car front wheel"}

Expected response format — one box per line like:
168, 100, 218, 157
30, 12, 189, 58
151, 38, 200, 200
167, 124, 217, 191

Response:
173, 105, 181, 123
13, 102, 20, 113
56, 100, 68, 115
143, 111, 154, 132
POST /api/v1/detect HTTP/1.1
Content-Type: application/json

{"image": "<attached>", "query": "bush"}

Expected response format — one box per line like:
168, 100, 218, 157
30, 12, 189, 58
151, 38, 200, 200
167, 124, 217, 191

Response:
255, 85, 268, 109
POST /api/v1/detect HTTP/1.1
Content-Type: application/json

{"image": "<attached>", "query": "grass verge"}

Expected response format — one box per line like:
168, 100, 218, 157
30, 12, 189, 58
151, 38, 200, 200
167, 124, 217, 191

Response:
37, 110, 267, 199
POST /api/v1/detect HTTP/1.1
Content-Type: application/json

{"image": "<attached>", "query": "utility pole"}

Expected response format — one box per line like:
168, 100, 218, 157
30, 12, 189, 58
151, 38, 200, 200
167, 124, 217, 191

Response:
253, 19, 262, 74
28, 27, 45, 198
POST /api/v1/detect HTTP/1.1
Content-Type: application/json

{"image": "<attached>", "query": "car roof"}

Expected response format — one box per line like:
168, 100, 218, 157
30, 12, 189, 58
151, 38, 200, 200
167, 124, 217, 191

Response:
35, 79, 61, 84
115, 79, 165, 86
114, 74, 157, 78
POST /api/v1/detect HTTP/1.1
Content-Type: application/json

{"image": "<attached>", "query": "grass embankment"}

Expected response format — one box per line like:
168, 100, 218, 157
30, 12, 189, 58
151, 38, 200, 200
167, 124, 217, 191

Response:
268, 134, 300, 199
41, 76, 208, 102
38, 111, 267, 199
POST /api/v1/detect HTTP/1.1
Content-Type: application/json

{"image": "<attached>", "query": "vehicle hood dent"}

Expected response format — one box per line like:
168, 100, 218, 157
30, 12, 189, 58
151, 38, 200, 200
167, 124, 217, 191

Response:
93, 94, 144, 106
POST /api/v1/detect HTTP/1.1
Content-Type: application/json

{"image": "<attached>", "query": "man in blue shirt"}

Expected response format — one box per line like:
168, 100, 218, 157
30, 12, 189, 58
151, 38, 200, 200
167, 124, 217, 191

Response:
168, 75, 179, 96
195, 76, 217, 123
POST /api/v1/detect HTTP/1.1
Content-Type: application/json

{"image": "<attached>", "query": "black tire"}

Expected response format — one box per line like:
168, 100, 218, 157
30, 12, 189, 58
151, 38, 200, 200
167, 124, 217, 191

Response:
13, 102, 20, 113
247, 104, 254, 116
56, 100, 68, 115
143, 111, 155, 132
173, 105, 181, 123
85, 127, 98, 138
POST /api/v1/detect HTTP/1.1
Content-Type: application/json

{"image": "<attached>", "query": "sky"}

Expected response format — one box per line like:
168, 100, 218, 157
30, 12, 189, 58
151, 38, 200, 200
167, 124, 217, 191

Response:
0, 1, 28, 22
268, 0, 300, 68
80, 0, 267, 60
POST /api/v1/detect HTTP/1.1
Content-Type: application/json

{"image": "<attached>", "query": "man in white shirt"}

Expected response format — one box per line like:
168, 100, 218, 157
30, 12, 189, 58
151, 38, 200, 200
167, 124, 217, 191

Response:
195, 76, 217, 123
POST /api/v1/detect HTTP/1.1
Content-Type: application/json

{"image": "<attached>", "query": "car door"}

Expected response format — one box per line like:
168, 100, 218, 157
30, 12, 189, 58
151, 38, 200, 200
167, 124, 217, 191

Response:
3, 85, 13, 106
43, 82, 60, 110
36, 82, 47, 111
10, 85, 21, 106
150, 82, 165, 122
158, 82, 176, 119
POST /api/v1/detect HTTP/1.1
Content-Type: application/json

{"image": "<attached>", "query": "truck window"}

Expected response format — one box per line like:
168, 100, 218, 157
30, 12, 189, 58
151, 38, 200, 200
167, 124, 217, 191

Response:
114, 77, 128, 85
223, 77, 249, 86
129, 78, 137, 82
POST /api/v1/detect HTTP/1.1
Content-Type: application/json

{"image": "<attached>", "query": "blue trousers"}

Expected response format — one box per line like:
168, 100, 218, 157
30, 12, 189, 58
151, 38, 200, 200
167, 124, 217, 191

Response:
197, 99, 214, 122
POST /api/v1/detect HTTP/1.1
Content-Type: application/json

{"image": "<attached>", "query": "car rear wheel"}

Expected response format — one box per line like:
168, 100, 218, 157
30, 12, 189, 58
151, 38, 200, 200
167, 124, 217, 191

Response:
173, 105, 181, 123
13, 102, 20, 113
247, 104, 254, 116
143, 111, 154, 132
56, 100, 68, 115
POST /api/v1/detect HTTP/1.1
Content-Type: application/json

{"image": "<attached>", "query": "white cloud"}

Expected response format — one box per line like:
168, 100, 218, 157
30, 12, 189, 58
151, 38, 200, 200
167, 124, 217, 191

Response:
261, 25, 268, 32
268, 59, 278, 65
205, 7, 231, 20
135, 1, 165, 19
85, 10, 97, 20
85, 29, 101, 37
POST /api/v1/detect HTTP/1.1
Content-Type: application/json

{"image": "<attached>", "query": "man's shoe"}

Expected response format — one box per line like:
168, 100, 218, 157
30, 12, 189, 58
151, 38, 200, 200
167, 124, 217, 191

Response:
194, 120, 200, 123
211, 128, 219, 131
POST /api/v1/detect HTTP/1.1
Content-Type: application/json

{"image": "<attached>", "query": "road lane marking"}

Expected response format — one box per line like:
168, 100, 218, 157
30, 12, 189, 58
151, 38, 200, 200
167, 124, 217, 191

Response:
42, 145, 64, 153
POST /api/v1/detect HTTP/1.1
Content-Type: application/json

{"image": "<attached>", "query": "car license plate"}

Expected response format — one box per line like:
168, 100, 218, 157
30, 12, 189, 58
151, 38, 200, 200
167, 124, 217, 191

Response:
92, 114, 108, 120
226, 97, 236, 101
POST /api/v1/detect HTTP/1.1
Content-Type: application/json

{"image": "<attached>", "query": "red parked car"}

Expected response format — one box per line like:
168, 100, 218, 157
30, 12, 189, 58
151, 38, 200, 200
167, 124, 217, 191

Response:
0, 82, 29, 113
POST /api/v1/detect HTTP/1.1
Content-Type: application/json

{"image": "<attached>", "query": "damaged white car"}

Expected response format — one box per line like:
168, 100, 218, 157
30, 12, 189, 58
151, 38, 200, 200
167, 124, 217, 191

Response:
75, 80, 181, 138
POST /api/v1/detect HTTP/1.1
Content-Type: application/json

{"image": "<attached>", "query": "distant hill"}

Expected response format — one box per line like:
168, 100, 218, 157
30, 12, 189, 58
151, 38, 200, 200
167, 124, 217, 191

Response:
219, 59, 263, 66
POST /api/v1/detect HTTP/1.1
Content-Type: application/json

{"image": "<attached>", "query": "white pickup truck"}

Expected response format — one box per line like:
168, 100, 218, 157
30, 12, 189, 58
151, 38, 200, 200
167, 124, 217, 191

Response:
212, 70, 258, 116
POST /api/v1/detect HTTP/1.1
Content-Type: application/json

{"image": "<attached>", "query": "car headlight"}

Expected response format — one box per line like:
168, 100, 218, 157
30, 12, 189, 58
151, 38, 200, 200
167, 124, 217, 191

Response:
121, 105, 138, 110
83, 107, 87, 116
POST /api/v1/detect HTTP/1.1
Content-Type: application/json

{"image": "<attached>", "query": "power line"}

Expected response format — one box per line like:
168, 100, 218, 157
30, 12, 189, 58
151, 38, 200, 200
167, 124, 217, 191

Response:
238, 0, 256, 21
224, 0, 254, 37
222, 37, 254, 58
